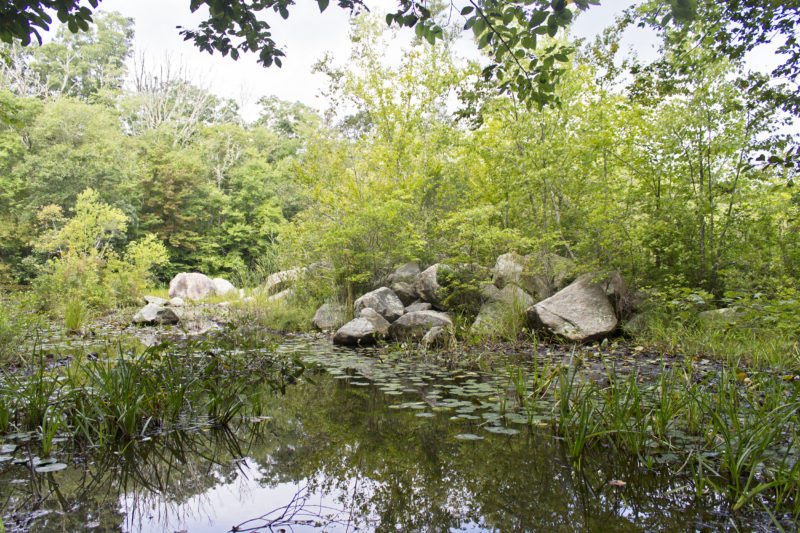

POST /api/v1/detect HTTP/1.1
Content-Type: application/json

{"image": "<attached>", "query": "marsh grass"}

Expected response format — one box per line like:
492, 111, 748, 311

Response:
63, 296, 89, 334
1, 334, 305, 447
628, 312, 800, 371
500, 349, 800, 516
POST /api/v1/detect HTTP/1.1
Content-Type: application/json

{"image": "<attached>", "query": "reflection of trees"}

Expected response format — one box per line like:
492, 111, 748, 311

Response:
3, 369, 744, 532
250, 375, 738, 532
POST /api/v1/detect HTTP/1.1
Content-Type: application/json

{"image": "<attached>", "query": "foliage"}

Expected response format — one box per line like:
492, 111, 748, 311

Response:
32, 188, 170, 311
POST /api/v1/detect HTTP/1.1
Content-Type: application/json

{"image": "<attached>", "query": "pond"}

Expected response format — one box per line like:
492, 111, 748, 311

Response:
0, 337, 772, 532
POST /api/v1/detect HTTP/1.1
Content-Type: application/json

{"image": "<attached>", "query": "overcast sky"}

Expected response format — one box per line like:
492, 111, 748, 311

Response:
90, 2, 702, 121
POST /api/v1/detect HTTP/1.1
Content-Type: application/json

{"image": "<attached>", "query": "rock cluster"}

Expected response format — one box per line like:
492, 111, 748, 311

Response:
322, 255, 632, 348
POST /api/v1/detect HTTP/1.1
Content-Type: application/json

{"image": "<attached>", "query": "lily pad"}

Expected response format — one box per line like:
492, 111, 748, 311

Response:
455, 433, 484, 441
484, 426, 520, 435
34, 462, 67, 473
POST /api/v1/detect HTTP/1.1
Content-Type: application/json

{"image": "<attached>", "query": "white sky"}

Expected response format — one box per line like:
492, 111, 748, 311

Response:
94, 1, 781, 122
96, 0, 652, 121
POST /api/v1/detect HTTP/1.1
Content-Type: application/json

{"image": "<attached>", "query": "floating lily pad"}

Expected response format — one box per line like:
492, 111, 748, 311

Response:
34, 462, 67, 473
454, 433, 484, 441
1, 444, 16, 454
484, 426, 520, 435
0, 455, 13, 462
415, 412, 435, 418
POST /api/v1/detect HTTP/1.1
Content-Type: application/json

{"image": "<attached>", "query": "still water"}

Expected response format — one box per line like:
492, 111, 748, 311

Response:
0, 338, 759, 532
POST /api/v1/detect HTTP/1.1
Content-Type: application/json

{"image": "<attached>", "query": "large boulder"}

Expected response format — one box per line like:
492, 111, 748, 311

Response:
413, 263, 490, 310
525, 273, 621, 343
353, 287, 405, 323
493, 252, 575, 300
144, 295, 168, 306
413, 264, 445, 305
212, 278, 236, 296
333, 318, 381, 346
388, 262, 421, 284
313, 303, 348, 331
471, 285, 534, 335
359, 308, 390, 337
168, 272, 218, 301
422, 326, 448, 349
263, 268, 306, 295
133, 303, 180, 325
390, 281, 417, 306
388, 310, 453, 341
405, 301, 432, 313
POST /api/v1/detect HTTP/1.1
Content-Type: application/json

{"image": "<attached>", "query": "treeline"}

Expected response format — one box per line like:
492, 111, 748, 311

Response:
0, 12, 798, 318
0, 13, 311, 299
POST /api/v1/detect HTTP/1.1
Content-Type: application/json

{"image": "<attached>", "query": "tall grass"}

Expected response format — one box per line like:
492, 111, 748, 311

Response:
626, 311, 800, 371
63, 296, 89, 333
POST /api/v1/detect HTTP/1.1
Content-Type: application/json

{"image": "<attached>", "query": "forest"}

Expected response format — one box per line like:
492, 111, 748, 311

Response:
1, 6, 798, 350
1, 2, 800, 530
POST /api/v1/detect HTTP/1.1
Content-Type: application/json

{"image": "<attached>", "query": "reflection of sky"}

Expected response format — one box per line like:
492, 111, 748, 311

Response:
118, 457, 489, 532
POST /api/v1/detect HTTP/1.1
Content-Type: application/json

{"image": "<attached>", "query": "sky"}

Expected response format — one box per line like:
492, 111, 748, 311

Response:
95, 0, 656, 121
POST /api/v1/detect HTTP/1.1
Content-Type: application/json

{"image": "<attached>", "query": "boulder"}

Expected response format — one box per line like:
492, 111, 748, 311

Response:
388, 310, 453, 341
594, 271, 629, 317
414, 264, 445, 305
144, 295, 168, 306
472, 285, 534, 335
422, 326, 448, 349
267, 288, 295, 304
405, 301, 432, 313
169, 272, 217, 301
313, 303, 348, 331
133, 303, 180, 325
391, 281, 417, 306
698, 307, 743, 326
493, 252, 575, 300
333, 318, 381, 346
525, 273, 620, 343
263, 268, 306, 295
212, 277, 236, 296
353, 287, 405, 323
168, 297, 185, 307
388, 262, 421, 284
360, 308, 390, 337
413, 263, 490, 308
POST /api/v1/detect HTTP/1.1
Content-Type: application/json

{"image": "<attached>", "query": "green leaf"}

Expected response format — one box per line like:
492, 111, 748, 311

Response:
317, 0, 329, 12
460, 6, 474, 15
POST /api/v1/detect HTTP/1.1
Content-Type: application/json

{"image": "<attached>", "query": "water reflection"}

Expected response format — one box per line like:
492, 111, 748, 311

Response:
2, 351, 757, 532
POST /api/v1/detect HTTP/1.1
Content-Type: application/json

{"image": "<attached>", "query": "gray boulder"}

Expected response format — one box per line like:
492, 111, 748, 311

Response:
405, 301, 432, 313
333, 318, 381, 346
212, 278, 236, 296
144, 295, 168, 306
267, 288, 295, 304
472, 285, 534, 335
388, 262, 421, 284
263, 267, 306, 295
526, 273, 620, 343
168, 297, 185, 307
388, 310, 453, 341
168, 272, 218, 301
698, 307, 743, 326
360, 308, 390, 337
422, 326, 448, 349
133, 303, 180, 325
313, 303, 348, 331
353, 287, 405, 323
391, 281, 417, 306
414, 264, 445, 305
493, 252, 575, 300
